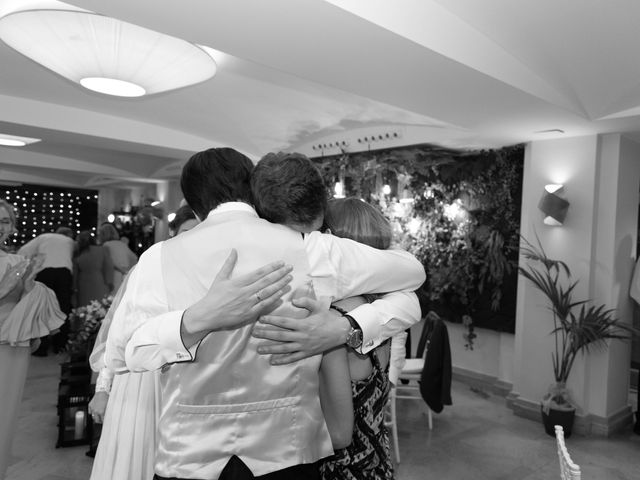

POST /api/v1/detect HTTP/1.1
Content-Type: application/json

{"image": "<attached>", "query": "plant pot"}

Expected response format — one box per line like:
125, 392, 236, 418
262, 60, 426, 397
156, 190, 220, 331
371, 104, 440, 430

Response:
540, 405, 575, 438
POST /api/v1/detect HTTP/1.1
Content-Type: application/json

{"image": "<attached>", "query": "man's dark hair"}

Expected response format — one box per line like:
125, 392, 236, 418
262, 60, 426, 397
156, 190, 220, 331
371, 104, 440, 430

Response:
251, 152, 328, 226
181, 148, 254, 220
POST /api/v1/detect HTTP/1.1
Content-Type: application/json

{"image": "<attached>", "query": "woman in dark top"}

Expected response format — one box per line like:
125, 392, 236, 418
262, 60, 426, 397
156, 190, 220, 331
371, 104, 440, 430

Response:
320, 198, 395, 480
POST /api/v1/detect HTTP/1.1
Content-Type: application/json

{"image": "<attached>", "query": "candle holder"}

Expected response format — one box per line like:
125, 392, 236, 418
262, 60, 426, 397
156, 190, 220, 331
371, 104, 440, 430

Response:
56, 383, 93, 447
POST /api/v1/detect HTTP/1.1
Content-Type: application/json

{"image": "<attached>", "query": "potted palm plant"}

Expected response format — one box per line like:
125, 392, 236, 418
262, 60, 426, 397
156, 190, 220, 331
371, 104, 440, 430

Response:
518, 235, 637, 437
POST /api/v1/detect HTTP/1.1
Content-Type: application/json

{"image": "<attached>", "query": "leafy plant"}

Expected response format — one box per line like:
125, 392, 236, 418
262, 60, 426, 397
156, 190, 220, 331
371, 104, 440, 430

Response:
462, 314, 476, 350
313, 143, 524, 334
518, 235, 637, 410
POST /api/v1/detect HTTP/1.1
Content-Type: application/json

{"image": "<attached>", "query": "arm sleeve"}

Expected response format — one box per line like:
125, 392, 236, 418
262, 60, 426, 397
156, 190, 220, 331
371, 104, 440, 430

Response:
305, 231, 426, 300
388, 331, 408, 385
349, 291, 421, 353
305, 232, 424, 352
94, 366, 114, 394
104, 244, 198, 373
17, 237, 39, 258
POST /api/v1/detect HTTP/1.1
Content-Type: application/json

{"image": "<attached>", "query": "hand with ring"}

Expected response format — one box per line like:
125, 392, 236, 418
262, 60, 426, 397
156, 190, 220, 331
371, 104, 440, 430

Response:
181, 249, 294, 345
88, 391, 109, 424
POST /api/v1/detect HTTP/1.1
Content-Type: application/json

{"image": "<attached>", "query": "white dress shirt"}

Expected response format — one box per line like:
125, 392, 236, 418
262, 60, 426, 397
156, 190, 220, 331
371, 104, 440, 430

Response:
18, 233, 74, 272
105, 202, 424, 373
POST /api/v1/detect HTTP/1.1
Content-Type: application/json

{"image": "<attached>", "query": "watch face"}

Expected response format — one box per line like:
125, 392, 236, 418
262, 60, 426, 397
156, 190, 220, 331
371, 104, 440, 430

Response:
347, 328, 363, 348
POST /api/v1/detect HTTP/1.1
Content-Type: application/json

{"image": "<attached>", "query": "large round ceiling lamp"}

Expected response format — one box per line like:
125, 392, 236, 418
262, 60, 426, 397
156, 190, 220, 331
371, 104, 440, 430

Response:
0, 9, 217, 97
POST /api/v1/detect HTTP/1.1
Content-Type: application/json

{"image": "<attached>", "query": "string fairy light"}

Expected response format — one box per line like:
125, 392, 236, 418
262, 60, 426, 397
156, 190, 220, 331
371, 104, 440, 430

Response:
0, 183, 99, 246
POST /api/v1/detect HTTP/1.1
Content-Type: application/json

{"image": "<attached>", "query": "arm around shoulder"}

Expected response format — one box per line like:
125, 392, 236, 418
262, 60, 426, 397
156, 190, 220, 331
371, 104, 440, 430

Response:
306, 232, 425, 299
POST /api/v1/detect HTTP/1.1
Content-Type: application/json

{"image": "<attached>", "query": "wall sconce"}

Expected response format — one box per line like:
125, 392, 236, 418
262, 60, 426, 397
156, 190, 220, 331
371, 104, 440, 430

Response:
538, 184, 569, 226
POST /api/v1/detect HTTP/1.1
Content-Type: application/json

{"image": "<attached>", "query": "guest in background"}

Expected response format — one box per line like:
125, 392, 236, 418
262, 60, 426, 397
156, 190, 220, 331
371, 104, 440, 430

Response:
18, 225, 75, 356
168, 205, 197, 237
98, 223, 137, 293
0, 199, 65, 479
73, 231, 114, 308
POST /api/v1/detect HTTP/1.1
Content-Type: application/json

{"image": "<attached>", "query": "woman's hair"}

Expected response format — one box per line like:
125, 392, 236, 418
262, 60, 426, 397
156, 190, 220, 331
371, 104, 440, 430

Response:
0, 199, 17, 234
98, 223, 119, 243
75, 230, 95, 256
323, 197, 392, 250
169, 205, 197, 234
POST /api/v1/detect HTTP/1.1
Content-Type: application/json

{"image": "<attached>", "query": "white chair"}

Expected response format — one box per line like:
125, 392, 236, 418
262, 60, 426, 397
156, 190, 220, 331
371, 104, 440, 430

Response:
384, 327, 434, 464
384, 385, 400, 463
555, 425, 581, 480
395, 358, 433, 430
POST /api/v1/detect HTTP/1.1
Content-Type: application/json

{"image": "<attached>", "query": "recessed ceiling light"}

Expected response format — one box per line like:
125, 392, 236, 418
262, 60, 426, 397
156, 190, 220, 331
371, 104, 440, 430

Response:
0, 134, 40, 147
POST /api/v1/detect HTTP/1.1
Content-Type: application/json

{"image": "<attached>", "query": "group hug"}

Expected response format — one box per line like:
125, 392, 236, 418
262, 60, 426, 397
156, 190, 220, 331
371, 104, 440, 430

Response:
0, 147, 426, 480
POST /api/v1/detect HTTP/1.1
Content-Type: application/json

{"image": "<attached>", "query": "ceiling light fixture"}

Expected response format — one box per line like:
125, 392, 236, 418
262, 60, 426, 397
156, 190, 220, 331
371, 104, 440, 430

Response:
0, 133, 40, 147
0, 9, 217, 97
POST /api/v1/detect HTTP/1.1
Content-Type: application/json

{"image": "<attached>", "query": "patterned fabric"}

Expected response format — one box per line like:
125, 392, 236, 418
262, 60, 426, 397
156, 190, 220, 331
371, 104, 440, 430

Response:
320, 345, 394, 480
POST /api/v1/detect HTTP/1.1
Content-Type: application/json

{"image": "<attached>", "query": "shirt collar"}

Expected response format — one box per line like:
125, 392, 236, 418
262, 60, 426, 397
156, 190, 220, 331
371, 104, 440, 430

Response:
206, 202, 257, 219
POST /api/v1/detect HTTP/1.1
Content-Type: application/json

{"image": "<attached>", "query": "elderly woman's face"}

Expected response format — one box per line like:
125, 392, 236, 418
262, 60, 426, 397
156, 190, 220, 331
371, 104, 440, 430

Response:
0, 206, 14, 244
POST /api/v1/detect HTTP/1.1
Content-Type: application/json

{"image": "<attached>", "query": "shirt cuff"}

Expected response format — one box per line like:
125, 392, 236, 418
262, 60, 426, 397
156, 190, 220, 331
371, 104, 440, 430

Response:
158, 310, 199, 363
348, 303, 380, 354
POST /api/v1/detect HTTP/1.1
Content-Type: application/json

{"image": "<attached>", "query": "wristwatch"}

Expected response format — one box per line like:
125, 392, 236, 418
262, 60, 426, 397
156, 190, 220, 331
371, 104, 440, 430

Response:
344, 313, 363, 349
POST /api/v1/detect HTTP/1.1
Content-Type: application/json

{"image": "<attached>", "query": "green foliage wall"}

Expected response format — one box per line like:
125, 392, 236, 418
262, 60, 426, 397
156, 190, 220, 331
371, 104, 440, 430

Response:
312, 143, 524, 333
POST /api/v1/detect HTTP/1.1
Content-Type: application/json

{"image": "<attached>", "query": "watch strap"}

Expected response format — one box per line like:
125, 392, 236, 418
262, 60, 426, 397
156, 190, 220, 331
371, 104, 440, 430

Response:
330, 305, 363, 348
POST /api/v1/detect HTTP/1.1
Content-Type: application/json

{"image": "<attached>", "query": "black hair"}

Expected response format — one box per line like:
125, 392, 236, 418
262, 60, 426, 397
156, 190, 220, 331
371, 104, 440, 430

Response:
169, 205, 197, 233
180, 148, 254, 220
251, 152, 328, 227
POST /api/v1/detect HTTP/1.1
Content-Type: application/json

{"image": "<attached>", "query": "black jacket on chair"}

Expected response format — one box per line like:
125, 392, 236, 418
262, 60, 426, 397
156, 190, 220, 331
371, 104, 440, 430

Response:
417, 315, 453, 413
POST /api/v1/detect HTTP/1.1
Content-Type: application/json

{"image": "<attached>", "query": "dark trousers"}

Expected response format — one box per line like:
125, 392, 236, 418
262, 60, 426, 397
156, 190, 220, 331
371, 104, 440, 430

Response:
33, 267, 72, 353
154, 458, 320, 480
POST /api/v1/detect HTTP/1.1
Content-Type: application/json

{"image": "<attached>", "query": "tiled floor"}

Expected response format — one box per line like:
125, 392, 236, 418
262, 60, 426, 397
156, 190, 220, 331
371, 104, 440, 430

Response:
6, 355, 640, 480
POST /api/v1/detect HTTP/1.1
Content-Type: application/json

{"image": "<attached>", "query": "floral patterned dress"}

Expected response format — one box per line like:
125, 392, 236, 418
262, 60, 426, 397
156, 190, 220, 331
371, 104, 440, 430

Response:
319, 346, 394, 480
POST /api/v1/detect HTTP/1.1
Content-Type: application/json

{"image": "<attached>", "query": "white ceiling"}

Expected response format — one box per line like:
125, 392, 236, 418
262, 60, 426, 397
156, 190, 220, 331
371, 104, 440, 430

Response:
2, 0, 640, 189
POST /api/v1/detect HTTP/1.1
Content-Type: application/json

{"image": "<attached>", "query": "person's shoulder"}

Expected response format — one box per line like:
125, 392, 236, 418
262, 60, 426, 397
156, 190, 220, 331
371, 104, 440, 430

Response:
103, 240, 120, 250
303, 230, 345, 247
137, 242, 163, 262
4, 252, 24, 265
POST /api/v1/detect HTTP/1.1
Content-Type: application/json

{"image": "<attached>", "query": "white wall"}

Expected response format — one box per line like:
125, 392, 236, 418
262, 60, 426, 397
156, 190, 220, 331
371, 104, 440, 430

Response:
510, 134, 640, 431
588, 134, 640, 417
513, 135, 600, 411
447, 323, 514, 386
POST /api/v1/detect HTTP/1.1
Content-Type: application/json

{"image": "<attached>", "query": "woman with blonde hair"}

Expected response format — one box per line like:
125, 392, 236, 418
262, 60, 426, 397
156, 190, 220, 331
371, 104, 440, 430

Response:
0, 199, 65, 479
98, 223, 137, 293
